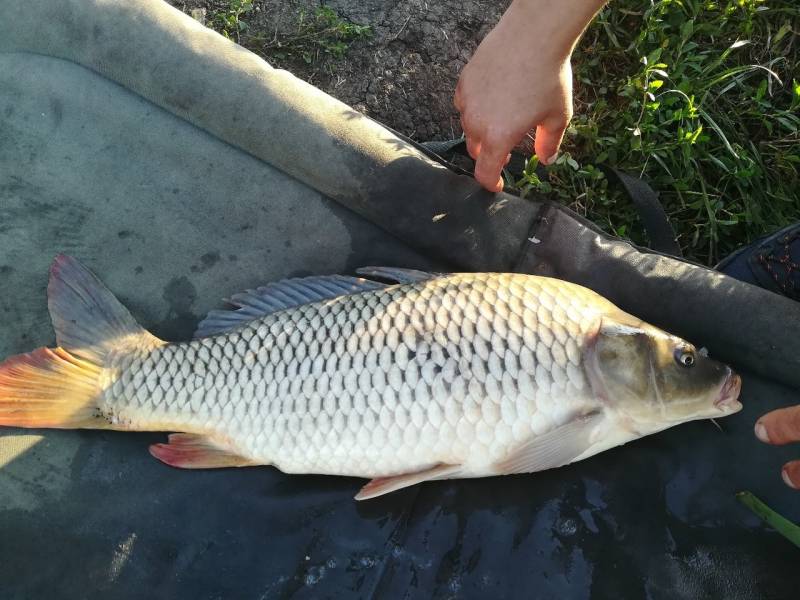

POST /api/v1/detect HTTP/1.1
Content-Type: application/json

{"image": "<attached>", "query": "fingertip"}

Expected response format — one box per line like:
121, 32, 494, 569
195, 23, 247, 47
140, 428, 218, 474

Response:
473, 170, 502, 193
535, 121, 568, 167
757, 406, 800, 445
473, 159, 500, 193
466, 137, 481, 160
474, 139, 514, 193
782, 461, 799, 489
755, 420, 770, 443
541, 151, 559, 166
535, 137, 562, 166
782, 469, 797, 489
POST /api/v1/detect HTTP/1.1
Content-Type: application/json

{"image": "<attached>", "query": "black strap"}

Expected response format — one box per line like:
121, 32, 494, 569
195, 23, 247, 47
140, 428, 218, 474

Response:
598, 166, 682, 257
417, 137, 682, 258
419, 136, 466, 156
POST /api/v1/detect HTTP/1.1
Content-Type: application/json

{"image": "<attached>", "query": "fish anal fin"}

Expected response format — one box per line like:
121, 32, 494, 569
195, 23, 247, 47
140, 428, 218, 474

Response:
355, 463, 461, 501
495, 412, 605, 474
149, 433, 256, 469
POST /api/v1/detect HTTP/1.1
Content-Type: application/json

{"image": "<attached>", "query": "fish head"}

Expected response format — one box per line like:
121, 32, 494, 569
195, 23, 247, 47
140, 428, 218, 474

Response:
586, 318, 742, 426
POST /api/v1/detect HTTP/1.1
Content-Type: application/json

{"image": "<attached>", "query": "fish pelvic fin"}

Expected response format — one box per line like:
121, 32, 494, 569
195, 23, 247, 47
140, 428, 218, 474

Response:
0, 346, 109, 428
149, 433, 257, 469
0, 255, 164, 430
355, 463, 462, 500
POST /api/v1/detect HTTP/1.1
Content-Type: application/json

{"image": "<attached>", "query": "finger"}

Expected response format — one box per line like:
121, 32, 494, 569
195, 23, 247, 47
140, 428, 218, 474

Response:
466, 136, 482, 161
755, 405, 800, 445
453, 78, 464, 112
473, 135, 511, 193
782, 460, 800, 490
534, 115, 569, 166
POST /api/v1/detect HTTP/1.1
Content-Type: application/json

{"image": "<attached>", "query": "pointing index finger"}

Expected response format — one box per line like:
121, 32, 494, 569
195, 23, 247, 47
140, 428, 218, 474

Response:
755, 405, 800, 445
473, 135, 513, 193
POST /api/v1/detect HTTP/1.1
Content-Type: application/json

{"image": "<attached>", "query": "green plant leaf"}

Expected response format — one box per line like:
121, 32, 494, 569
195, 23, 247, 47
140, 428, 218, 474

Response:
737, 491, 800, 549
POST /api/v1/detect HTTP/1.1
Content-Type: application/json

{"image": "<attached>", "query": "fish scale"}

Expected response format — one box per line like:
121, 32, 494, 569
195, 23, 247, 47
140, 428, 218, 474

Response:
98, 273, 603, 477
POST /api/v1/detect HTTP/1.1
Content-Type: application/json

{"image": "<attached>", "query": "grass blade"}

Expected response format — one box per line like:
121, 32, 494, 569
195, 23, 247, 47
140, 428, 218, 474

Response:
697, 108, 740, 160
736, 491, 800, 549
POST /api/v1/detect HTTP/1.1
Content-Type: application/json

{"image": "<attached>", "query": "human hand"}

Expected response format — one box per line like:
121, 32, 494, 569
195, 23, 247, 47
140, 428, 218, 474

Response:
454, 0, 607, 193
755, 407, 800, 489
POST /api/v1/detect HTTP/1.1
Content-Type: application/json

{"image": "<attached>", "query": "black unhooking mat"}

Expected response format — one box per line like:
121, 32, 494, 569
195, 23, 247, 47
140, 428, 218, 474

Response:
0, 1, 798, 598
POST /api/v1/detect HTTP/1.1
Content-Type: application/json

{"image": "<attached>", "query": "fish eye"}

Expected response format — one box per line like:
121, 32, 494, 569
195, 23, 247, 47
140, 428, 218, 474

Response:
674, 347, 696, 368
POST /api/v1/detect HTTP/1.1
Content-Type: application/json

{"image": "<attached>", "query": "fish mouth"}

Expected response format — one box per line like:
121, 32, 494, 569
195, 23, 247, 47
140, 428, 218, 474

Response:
715, 371, 743, 413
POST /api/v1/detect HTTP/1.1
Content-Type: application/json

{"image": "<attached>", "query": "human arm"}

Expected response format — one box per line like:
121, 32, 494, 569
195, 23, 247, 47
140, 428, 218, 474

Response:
454, 0, 608, 192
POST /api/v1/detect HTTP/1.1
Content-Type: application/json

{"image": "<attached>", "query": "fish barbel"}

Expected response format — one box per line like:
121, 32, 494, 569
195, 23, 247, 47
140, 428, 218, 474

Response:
0, 256, 741, 499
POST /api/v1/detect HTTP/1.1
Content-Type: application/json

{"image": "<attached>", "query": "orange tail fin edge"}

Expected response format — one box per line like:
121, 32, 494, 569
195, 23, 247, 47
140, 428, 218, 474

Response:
0, 346, 106, 429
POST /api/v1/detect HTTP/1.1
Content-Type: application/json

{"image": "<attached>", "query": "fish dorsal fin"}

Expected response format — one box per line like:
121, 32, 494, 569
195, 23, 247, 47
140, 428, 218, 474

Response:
355, 267, 441, 284
194, 274, 387, 338
494, 412, 605, 474
355, 463, 462, 500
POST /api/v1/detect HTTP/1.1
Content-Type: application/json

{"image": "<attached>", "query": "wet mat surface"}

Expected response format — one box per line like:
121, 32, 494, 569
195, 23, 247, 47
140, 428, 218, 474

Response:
0, 371, 798, 599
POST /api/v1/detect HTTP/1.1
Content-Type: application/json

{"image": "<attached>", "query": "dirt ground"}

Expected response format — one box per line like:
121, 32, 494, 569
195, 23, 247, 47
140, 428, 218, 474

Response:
167, 0, 510, 142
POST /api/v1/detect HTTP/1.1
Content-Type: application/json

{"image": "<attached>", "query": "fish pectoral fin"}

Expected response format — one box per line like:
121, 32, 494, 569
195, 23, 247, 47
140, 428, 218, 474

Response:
495, 411, 605, 475
149, 433, 256, 469
354, 463, 462, 501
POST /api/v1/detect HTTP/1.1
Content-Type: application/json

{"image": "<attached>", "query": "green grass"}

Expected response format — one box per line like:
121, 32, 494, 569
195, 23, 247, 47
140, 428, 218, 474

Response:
202, 1, 795, 265
208, 2, 371, 66
212, 0, 254, 43
511, 0, 799, 265
737, 490, 800, 548
240, 5, 372, 68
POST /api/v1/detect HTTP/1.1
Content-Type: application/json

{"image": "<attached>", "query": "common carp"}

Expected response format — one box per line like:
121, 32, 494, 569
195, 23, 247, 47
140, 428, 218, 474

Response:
0, 256, 742, 499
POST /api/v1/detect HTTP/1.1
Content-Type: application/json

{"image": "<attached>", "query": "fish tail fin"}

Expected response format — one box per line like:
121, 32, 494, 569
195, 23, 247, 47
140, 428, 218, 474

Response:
0, 255, 164, 430
47, 254, 162, 363
0, 347, 106, 428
